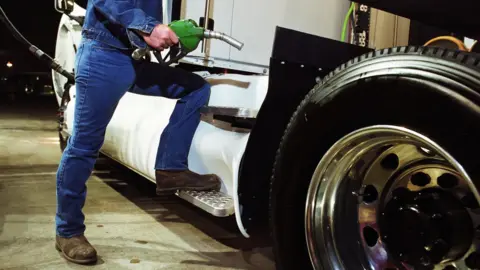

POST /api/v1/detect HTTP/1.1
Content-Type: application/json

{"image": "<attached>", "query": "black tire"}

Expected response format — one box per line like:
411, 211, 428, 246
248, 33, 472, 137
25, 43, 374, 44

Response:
269, 46, 480, 269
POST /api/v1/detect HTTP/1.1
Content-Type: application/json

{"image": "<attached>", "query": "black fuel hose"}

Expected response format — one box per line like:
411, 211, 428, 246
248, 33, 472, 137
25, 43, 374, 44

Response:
0, 5, 75, 83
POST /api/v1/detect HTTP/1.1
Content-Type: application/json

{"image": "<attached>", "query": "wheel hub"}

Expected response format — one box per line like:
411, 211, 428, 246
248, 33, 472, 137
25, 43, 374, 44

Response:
381, 187, 473, 267
305, 125, 480, 270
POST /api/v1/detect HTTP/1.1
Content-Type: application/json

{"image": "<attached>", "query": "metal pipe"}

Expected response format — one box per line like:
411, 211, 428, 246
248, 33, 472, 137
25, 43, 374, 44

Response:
204, 30, 244, 50
201, 0, 211, 53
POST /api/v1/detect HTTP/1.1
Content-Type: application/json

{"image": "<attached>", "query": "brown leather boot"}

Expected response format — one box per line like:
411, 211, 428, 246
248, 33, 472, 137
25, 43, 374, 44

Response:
155, 169, 221, 195
55, 235, 97, 264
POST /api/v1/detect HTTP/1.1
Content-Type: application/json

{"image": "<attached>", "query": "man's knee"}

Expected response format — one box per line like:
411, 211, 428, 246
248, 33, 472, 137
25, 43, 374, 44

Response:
67, 133, 105, 159
197, 82, 211, 104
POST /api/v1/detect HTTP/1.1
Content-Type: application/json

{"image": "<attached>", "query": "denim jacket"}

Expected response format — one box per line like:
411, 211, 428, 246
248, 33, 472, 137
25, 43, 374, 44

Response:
82, 0, 163, 50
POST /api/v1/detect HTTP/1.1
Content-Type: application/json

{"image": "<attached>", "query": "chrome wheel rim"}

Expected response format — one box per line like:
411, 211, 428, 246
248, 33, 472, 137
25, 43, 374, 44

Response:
305, 125, 480, 270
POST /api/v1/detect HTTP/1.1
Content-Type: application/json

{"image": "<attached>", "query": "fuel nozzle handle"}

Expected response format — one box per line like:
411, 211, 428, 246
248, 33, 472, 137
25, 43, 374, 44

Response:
131, 28, 244, 62
204, 30, 244, 50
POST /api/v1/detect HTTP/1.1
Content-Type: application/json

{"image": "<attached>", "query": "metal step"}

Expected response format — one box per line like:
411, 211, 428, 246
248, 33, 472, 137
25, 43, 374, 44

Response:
200, 106, 258, 119
175, 190, 235, 217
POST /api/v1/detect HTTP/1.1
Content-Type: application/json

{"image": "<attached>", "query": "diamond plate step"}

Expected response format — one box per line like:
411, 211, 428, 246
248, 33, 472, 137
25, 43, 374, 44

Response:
175, 190, 235, 217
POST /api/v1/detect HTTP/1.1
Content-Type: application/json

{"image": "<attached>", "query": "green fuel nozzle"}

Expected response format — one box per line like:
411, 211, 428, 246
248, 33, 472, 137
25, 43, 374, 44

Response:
132, 19, 244, 63
170, 19, 243, 52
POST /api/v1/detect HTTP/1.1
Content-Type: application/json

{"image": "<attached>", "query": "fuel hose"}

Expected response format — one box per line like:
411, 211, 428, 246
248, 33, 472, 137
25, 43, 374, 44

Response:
424, 36, 468, 51
0, 5, 75, 83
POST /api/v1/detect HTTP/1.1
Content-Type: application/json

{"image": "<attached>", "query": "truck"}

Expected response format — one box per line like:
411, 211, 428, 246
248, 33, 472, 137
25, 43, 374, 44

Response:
5, 0, 480, 269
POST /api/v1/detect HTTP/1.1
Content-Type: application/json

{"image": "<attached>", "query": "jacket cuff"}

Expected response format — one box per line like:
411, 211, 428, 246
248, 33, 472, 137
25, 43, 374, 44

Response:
127, 18, 161, 49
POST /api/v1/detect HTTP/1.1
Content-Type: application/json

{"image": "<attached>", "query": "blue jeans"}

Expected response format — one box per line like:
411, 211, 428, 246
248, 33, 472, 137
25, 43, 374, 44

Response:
56, 37, 210, 237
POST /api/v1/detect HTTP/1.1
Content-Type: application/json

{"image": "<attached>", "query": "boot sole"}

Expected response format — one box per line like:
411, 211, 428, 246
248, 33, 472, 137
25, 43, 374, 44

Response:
156, 182, 221, 196
55, 242, 98, 265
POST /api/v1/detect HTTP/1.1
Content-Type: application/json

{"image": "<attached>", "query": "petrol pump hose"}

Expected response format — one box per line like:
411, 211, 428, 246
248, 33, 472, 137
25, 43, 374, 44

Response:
132, 19, 244, 62
0, 6, 75, 83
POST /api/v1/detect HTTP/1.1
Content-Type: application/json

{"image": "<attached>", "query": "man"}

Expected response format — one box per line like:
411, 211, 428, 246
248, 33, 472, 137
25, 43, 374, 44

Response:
55, 0, 220, 264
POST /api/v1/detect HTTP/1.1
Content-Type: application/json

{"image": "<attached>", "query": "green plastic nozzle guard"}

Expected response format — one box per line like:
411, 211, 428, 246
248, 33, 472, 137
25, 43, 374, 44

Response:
168, 19, 205, 53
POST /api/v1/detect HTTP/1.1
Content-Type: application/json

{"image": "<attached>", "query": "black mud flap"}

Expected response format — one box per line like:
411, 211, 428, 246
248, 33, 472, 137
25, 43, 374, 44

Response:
237, 26, 373, 236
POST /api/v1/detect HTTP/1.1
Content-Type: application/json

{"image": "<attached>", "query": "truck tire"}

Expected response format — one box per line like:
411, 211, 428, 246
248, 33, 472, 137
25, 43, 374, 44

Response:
270, 46, 480, 269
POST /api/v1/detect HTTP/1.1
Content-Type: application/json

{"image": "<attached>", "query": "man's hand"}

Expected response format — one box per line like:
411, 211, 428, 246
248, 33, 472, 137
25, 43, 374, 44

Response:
141, 24, 179, 51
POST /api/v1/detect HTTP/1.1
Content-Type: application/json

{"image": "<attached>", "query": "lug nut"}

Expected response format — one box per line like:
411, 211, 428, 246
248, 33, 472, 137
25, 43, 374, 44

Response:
427, 239, 449, 263
392, 187, 411, 200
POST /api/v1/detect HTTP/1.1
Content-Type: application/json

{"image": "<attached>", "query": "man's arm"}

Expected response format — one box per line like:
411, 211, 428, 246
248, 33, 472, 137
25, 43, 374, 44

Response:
91, 0, 161, 49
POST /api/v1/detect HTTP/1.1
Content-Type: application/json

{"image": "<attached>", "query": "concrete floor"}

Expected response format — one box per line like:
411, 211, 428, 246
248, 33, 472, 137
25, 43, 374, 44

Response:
0, 97, 275, 270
